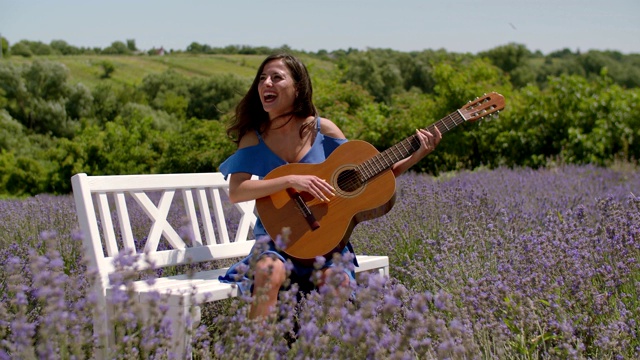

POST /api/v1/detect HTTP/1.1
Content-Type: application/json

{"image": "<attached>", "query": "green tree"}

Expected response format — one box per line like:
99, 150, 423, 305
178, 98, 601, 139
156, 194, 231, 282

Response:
509, 65, 537, 88
431, 58, 508, 113
65, 83, 93, 120
91, 83, 122, 123
71, 111, 168, 176
158, 118, 235, 174
126, 39, 137, 52
10, 41, 33, 57
339, 50, 403, 103
536, 58, 586, 87
486, 73, 640, 168
0, 110, 25, 151
138, 70, 190, 117
479, 43, 532, 74
23, 61, 77, 137
102, 41, 130, 55
186, 42, 204, 53
10, 40, 53, 56
0, 130, 60, 195
100, 60, 115, 79
1, 36, 8, 57
578, 50, 640, 88
23, 60, 70, 100
31, 99, 73, 136
0, 63, 26, 108
426, 59, 512, 171
0, 60, 83, 137
50, 40, 80, 55
548, 48, 577, 59
119, 102, 177, 131
395, 52, 436, 93
91, 83, 142, 125
0, 151, 49, 195
186, 74, 247, 120
313, 72, 377, 139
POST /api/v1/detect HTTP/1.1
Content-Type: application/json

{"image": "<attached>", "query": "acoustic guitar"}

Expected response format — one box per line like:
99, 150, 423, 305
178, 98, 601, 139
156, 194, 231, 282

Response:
256, 92, 505, 264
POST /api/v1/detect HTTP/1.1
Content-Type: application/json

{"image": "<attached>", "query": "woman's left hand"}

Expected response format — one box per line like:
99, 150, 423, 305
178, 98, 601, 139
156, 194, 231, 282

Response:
390, 126, 443, 177
413, 127, 442, 159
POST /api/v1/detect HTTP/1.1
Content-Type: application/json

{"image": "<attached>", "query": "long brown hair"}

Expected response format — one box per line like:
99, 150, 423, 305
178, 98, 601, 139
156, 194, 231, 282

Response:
226, 53, 318, 144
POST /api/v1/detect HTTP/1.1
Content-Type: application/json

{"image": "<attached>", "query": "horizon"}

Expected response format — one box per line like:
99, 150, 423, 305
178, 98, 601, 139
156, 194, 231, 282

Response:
1, 0, 639, 55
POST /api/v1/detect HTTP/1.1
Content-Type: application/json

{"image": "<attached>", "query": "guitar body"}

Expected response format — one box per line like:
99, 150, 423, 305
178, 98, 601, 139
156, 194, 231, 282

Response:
256, 140, 396, 264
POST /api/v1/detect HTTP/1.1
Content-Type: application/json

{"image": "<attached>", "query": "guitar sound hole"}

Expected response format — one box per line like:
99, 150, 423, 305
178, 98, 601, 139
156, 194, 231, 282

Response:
337, 169, 362, 193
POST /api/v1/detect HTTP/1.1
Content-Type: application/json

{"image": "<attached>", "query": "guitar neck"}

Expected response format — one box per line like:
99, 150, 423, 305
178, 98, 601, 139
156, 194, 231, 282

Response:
357, 110, 466, 181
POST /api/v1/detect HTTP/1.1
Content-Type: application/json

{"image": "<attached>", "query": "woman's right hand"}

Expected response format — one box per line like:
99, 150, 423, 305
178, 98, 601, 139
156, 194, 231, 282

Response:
286, 175, 335, 202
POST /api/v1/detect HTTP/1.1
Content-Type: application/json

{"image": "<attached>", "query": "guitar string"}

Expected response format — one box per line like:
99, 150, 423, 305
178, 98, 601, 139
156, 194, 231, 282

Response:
363, 112, 464, 179
340, 116, 446, 189
339, 97, 500, 190
338, 112, 466, 191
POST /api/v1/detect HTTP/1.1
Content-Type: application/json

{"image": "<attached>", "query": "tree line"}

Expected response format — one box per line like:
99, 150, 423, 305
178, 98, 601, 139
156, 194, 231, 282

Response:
1, 40, 639, 197
3, 38, 640, 90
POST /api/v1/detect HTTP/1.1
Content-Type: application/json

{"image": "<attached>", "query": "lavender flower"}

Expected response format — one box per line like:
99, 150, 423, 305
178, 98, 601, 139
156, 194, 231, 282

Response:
1, 165, 639, 358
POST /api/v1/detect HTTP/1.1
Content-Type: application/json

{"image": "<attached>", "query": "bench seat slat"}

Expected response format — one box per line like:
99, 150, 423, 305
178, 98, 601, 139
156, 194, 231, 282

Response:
119, 255, 390, 299
127, 255, 390, 307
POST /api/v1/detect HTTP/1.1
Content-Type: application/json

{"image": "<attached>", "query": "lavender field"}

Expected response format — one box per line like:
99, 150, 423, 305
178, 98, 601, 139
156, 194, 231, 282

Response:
1, 164, 639, 359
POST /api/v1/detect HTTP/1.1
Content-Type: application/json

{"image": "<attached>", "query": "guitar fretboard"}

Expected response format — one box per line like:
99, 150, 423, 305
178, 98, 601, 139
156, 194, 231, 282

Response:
357, 110, 467, 182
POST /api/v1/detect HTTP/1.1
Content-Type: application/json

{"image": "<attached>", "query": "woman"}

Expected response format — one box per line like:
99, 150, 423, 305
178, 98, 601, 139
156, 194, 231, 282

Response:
219, 53, 441, 319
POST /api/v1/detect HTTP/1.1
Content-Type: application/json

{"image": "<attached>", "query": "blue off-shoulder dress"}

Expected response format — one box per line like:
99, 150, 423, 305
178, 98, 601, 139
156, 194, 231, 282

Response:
218, 117, 358, 294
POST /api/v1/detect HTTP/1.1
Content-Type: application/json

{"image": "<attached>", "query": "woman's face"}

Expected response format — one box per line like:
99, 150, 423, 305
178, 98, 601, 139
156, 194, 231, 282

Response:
258, 59, 297, 119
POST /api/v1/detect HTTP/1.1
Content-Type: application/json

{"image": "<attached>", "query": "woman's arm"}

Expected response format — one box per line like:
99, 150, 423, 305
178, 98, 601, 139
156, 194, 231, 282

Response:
227, 130, 336, 203
228, 172, 336, 203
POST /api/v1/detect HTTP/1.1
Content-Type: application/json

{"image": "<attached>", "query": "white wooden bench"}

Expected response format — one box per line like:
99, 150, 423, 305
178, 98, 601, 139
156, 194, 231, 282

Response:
71, 172, 389, 358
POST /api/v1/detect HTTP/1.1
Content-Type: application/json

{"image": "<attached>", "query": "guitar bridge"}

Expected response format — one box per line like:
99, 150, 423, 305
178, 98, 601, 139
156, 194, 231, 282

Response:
286, 188, 320, 230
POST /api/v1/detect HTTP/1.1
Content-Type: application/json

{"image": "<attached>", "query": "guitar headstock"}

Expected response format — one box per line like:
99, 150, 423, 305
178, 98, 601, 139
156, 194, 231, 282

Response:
459, 92, 505, 122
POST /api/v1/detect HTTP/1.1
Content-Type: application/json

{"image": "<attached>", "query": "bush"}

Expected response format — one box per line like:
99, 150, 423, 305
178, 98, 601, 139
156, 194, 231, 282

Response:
158, 118, 236, 174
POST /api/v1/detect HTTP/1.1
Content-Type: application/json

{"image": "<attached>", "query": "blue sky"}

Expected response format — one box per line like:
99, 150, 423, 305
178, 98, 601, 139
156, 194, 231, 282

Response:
1, 0, 639, 54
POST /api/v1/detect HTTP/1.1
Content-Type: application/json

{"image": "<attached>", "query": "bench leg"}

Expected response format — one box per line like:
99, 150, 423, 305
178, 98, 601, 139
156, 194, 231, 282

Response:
164, 295, 198, 359
380, 265, 389, 277
94, 290, 199, 359
93, 286, 112, 360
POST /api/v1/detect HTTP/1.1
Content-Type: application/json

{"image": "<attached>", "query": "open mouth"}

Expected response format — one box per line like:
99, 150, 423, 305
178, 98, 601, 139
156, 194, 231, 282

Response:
263, 92, 277, 103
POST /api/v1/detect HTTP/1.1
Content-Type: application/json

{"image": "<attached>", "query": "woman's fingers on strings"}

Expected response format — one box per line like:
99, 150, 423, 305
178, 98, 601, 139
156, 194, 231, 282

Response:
417, 128, 442, 150
309, 177, 333, 202
416, 129, 432, 150
317, 179, 335, 201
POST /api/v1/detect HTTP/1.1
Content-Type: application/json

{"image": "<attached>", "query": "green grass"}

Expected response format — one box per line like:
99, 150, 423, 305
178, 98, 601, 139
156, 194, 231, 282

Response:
3, 53, 336, 87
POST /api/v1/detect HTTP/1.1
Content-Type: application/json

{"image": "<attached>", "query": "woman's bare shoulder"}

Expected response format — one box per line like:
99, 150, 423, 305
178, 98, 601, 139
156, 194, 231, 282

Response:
318, 117, 346, 139
237, 131, 259, 149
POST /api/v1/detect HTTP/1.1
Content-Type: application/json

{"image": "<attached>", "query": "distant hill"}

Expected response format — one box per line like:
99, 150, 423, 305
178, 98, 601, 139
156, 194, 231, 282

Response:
4, 54, 335, 87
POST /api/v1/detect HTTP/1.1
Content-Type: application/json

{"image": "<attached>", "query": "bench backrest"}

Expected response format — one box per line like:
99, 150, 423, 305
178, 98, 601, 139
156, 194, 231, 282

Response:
71, 173, 256, 288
